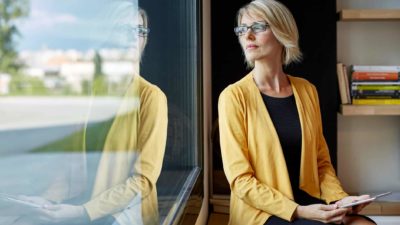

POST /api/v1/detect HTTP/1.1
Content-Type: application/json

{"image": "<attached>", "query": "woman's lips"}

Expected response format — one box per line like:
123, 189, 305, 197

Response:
246, 44, 258, 49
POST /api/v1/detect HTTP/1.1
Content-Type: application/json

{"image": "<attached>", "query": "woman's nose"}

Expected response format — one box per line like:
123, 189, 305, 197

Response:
244, 29, 255, 40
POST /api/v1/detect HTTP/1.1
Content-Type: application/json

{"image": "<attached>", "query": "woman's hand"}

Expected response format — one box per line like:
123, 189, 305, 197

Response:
2, 195, 53, 216
17, 204, 87, 224
336, 195, 371, 214
38, 204, 87, 224
294, 204, 348, 224
7, 197, 88, 224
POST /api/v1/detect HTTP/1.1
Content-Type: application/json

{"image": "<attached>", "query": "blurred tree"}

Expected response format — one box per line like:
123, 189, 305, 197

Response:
0, 0, 29, 74
92, 51, 108, 95
94, 51, 103, 78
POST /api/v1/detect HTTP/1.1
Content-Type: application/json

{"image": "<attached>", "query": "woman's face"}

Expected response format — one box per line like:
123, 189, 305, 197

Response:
238, 13, 283, 65
130, 14, 147, 63
137, 14, 147, 56
111, 11, 147, 63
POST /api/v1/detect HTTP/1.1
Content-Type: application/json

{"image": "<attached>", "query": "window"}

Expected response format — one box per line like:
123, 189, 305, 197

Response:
0, 0, 202, 224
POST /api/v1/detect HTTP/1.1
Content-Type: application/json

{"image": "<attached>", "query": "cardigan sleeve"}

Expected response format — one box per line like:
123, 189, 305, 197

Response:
311, 86, 348, 203
84, 88, 168, 220
218, 87, 298, 221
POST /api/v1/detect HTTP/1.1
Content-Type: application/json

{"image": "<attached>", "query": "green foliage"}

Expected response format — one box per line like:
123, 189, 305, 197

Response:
9, 74, 48, 95
93, 76, 108, 95
32, 118, 115, 153
91, 51, 109, 95
0, 0, 29, 74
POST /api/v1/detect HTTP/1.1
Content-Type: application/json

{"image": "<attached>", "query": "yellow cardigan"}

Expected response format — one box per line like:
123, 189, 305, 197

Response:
84, 76, 168, 225
218, 72, 348, 225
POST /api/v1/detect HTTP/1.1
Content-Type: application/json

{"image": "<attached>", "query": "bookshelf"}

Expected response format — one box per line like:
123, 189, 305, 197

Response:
337, 9, 400, 116
340, 105, 400, 116
337, 1, 400, 221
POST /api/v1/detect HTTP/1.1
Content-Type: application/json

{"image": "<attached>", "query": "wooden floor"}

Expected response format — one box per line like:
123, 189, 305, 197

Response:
207, 213, 229, 225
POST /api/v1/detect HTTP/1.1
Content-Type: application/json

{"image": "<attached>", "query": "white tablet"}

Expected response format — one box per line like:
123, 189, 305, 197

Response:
0, 193, 42, 208
340, 192, 392, 208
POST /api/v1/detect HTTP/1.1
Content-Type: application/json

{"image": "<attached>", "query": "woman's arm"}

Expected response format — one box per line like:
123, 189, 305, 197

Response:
83, 88, 168, 221
311, 86, 348, 203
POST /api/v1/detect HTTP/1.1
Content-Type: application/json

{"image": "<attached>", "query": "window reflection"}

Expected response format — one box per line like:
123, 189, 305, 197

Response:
0, 0, 201, 224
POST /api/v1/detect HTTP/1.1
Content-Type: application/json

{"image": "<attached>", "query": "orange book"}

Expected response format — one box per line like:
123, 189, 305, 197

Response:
352, 71, 399, 81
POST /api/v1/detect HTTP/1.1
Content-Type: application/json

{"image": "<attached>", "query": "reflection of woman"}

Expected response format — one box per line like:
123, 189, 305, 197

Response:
218, 1, 375, 225
16, 6, 168, 225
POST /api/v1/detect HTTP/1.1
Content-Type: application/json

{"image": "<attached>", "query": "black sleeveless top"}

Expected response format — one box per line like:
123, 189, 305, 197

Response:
262, 93, 323, 205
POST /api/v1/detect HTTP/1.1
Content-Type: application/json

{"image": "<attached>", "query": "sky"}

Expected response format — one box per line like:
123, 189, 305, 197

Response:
17, 0, 139, 51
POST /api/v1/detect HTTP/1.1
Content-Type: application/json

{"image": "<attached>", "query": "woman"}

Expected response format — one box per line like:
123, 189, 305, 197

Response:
15, 5, 167, 225
218, 1, 375, 225
80, 7, 167, 225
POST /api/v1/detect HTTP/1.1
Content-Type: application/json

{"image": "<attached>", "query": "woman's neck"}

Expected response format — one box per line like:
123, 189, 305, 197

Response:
253, 61, 292, 97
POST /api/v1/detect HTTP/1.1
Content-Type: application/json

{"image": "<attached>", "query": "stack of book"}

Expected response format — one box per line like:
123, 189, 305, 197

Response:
350, 65, 400, 105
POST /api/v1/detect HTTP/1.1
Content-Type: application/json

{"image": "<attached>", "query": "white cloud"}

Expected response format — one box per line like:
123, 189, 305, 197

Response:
22, 9, 78, 30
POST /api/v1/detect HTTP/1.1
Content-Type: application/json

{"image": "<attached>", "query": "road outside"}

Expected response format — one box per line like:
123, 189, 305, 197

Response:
0, 96, 121, 154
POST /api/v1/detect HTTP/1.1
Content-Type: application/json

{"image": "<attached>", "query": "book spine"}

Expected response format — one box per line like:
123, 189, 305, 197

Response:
351, 89, 399, 97
351, 85, 400, 91
351, 65, 400, 72
351, 81, 400, 86
351, 71, 399, 81
337, 63, 350, 104
343, 65, 351, 103
352, 94, 400, 99
352, 99, 400, 105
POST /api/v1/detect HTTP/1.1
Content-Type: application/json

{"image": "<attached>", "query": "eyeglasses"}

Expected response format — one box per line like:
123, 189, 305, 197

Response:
114, 24, 150, 41
234, 22, 269, 36
133, 26, 150, 37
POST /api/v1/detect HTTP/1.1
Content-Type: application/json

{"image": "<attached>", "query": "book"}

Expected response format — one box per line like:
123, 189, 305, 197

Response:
352, 99, 400, 105
352, 95, 400, 99
351, 71, 399, 81
351, 85, 400, 91
342, 64, 351, 103
351, 65, 400, 72
337, 63, 350, 104
352, 89, 399, 98
352, 81, 400, 86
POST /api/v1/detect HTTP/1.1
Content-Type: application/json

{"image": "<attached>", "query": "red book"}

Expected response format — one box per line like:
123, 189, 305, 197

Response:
352, 71, 399, 81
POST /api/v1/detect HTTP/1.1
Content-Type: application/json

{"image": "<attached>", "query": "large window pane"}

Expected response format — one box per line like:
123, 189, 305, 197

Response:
0, 0, 201, 224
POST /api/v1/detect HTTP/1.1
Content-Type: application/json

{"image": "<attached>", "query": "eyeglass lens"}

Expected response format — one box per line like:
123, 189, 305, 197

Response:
234, 22, 268, 36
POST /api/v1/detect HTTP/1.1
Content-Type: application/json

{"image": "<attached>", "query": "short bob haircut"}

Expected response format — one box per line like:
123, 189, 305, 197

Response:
139, 8, 149, 50
108, 2, 149, 55
236, 0, 302, 67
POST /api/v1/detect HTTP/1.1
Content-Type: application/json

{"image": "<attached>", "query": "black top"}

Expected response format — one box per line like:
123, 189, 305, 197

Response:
262, 93, 323, 205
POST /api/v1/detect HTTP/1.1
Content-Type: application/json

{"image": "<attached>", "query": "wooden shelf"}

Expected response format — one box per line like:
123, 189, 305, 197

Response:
340, 104, 400, 116
338, 9, 400, 21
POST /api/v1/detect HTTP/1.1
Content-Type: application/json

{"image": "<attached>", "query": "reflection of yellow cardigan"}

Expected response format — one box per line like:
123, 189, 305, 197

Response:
84, 76, 168, 225
218, 72, 348, 225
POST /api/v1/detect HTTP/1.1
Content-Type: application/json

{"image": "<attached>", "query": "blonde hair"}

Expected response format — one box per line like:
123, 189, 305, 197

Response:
237, 0, 302, 67
105, 2, 149, 53
139, 8, 149, 50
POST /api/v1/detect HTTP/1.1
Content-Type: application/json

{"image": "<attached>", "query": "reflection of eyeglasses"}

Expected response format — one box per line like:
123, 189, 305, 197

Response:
134, 26, 150, 37
234, 22, 269, 36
